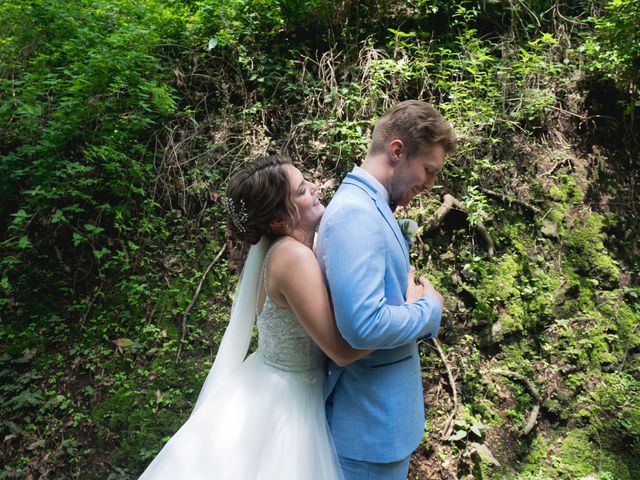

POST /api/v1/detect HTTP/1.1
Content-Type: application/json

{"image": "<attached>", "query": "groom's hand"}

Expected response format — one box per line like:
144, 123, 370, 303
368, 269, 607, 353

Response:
418, 276, 444, 308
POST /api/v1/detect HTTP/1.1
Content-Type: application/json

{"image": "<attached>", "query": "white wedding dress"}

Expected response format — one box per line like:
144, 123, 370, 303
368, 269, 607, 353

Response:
139, 238, 344, 479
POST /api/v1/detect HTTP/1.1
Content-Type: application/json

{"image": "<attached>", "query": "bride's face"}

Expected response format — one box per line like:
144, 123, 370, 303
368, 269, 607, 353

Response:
285, 164, 325, 232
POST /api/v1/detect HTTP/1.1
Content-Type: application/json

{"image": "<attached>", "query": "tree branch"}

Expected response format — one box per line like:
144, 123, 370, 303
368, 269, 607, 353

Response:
480, 188, 541, 214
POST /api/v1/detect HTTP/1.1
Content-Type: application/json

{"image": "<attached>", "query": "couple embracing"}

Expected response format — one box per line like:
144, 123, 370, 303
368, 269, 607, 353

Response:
139, 100, 456, 480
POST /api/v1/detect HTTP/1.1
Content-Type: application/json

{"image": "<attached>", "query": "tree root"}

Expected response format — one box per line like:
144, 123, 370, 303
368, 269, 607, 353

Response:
428, 194, 459, 231
177, 243, 227, 360
491, 369, 542, 435
480, 188, 541, 214
428, 194, 495, 257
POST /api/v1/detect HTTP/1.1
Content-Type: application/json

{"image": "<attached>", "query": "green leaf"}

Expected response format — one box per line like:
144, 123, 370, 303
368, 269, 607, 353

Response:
93, 247, 109, 260
10, 209, 29, 226
470, 422, 483, 437
17, 236, 31, 249
388, 28, 415, 38
50, 209, 66, 224
448, 430, 467, 441
72, 232, 85, 247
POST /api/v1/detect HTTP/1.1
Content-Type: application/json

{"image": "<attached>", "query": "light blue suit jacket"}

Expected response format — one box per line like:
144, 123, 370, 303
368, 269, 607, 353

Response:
316, 167, 442, 463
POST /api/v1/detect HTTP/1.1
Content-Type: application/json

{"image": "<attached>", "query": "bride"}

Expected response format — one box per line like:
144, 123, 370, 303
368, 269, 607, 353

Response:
139, 155, 426, 479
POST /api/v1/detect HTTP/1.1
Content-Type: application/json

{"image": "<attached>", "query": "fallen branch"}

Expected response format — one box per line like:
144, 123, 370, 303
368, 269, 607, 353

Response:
177, 243, 227, 359
429, 194, 495, 257
540, 158, 572, 178
491, 369, 542, 435
434, 338, 459, 439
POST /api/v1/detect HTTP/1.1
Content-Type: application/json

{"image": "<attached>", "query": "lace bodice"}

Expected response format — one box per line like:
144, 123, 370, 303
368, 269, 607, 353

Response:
256, 241, 325, 373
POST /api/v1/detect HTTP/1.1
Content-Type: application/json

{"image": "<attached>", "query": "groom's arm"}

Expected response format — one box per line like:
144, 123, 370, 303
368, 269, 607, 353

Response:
320, 202, 442, 350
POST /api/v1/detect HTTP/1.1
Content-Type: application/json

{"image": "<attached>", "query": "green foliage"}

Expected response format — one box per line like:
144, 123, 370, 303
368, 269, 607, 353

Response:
508, 33, 562, 125
581, 0, 640, 101
576, 372, 640, 455
1, 0, 639, 478
0, 0, 184, 323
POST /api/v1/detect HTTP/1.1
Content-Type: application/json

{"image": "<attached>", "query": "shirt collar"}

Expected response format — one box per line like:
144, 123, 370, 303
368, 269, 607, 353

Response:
352, 165, 390, 206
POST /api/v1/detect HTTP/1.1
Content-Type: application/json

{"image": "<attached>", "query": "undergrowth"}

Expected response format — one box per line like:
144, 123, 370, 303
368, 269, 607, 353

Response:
1, 0, 638, 478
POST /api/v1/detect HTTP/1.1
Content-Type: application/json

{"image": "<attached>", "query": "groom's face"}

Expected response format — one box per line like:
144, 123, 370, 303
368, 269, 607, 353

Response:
389, 143, 445, 208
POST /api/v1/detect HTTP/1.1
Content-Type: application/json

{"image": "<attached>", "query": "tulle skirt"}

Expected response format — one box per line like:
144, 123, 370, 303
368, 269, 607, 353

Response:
139, 351, 344, 479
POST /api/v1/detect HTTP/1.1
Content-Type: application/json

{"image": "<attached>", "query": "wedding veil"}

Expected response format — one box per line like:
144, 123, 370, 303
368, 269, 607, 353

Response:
193, 236, 268, 412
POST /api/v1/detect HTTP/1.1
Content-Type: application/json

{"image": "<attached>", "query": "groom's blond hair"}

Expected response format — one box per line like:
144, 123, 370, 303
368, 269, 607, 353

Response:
369, 100, 456, 158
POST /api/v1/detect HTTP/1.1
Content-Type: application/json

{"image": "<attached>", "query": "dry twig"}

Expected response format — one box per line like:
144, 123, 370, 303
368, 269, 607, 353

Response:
81, 280, 104, 326
177, 243, 227, 359
434, 338, 459, 439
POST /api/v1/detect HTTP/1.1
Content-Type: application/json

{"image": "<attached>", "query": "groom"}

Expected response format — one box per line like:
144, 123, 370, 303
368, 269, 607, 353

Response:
316, 100, 456, 479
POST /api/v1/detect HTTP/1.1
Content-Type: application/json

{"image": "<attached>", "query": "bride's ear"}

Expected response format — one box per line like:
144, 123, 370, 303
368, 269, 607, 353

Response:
269, 217, 287, 234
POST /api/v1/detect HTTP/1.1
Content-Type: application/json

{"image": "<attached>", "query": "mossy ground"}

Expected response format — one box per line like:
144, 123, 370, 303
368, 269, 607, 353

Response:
408, 144, 639, 479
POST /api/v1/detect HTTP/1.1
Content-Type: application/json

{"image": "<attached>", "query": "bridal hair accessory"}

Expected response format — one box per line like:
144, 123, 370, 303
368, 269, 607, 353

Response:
222, 196, 248, 232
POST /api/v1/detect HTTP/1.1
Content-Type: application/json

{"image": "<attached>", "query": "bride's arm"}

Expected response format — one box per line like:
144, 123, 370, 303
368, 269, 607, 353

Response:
268, 241, 373, 367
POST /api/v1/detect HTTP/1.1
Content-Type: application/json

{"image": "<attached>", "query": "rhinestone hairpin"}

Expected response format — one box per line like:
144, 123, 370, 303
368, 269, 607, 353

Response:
221, 196, 248, 232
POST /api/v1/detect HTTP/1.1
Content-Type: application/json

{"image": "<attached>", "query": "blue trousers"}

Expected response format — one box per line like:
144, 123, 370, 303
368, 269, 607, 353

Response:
338, 454, 411, 480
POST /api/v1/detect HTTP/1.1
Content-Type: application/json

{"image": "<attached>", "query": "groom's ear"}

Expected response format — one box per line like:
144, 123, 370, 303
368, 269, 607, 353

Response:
389, 139, 404, 164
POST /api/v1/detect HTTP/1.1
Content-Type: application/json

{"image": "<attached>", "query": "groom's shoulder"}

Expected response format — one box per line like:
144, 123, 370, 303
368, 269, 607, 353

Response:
325, 185, 374, 218
321, 194, 378, 240
331, 176, 376, 205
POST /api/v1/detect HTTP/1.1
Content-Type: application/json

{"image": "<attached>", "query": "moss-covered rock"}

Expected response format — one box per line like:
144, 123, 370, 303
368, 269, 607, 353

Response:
563, 212, 620, 288
520, 434, 552, 477
555, 429, 632, 480
473, 255, 525, 344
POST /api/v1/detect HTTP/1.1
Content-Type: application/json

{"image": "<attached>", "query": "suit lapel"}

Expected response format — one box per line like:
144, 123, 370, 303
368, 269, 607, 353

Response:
343, 173, 410, 266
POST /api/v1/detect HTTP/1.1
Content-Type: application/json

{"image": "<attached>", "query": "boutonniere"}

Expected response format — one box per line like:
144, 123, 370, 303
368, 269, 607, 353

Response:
398, 218, 419, 245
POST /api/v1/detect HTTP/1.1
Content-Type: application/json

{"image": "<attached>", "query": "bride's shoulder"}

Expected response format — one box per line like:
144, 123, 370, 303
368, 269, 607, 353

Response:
269, 238, 317, 274
272, 238, 313, 260
267, 239, 320, 296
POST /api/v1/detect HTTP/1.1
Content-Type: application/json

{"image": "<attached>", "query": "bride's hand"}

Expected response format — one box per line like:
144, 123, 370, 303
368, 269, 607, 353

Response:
418, 276, 444, 307
406, 267, 424, 303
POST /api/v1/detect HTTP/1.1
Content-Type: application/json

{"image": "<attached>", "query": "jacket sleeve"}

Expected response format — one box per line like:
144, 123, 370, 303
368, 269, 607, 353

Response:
320, 200, 442, 350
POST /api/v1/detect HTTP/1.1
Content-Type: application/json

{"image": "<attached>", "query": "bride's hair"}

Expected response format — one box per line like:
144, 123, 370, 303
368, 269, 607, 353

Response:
225, 155, 300, 244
